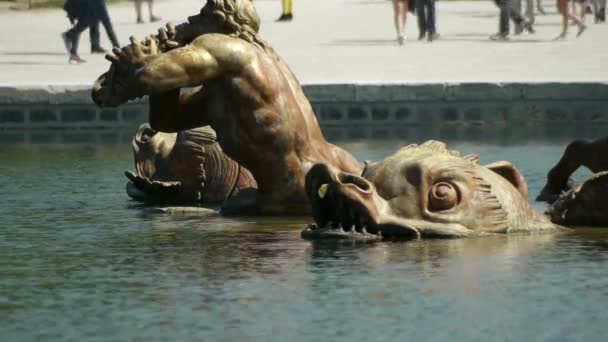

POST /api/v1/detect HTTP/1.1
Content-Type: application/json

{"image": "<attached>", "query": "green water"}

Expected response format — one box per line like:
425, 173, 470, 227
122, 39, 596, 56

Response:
1, 137, 608, 341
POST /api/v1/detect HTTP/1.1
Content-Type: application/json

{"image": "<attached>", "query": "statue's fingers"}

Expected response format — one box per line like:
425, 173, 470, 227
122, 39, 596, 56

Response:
166, 22, 176, 36
166, 41, 179, 49
129, 36, 141, 47
112, 47, 127, 62
121, 45, 135, 61
148, 38, 159, 54
105, 53, 120, 64
158, 27, 168, 41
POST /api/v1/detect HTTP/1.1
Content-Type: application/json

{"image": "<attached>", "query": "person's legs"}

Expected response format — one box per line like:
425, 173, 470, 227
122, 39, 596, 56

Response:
64, 18, 89, 62
525, 0, 535, 24
277, 0, 293, 21
510, 0, 535, 34
392, 0, 407, 44
416, 0, 427, 39
557, 0, 586, 38
428, 0, 438, 38
135, 0, 144, 23
89, 19, 104, 52
147, 0, 160, 22
286, 0, 293, 16
537, 0, 546, 14
94, 0, 120, 48
499, 0, 511, 36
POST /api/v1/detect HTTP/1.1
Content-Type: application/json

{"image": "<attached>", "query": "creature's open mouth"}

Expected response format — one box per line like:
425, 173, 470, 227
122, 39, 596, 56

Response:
302, 190, 383, 241
302, 164, 420, 242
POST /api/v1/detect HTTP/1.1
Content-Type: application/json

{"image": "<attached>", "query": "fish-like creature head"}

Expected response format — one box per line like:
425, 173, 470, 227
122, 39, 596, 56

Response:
302, 141, 557, 241
126, 123, 257, 204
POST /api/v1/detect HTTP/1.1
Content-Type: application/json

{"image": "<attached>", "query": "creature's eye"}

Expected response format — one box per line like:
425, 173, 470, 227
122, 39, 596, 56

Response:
428, 182, 459, 211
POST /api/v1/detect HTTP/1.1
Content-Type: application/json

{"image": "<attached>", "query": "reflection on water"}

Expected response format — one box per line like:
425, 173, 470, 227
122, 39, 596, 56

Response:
1, 134, 608, 341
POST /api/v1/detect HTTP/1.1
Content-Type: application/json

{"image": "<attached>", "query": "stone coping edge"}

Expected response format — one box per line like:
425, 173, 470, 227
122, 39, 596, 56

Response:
0, 82, 607, 104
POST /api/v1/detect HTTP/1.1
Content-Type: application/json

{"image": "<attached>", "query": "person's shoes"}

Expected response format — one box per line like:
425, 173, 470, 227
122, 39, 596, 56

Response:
91, 46, 107, 54
595, 13, 601, 24
68, 53, 86, 64
61, 32, 72, 53
418, 32, 426, 40
490, 32, 509, 41
136, 17, 144, 24
427, 32, 440, 42
514, 23, 524, 35
276, 13, 292, 22
150, 15, 161, 23
576, 24, 587, 37
397, 34, 405, 45
600, 8, 606, 22
554, 32, 567, 40
585, 5, 593, 14
524, 22, 535, 34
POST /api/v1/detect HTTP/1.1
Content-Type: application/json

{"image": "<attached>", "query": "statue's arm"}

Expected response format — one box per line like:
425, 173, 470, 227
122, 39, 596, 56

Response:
134, 35, 251, 93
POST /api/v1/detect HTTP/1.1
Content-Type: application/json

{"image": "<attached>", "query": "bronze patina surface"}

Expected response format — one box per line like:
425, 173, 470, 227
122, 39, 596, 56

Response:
92, 0, 362, 214
537, 137, 608, 226
126, 123, 256, 205
537, 137, 608, 203
302, 141, 559, 241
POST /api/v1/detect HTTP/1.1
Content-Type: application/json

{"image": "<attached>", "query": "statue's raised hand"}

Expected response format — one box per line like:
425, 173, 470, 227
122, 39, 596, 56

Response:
156, 23, 180, 51
92, 36, 161, 107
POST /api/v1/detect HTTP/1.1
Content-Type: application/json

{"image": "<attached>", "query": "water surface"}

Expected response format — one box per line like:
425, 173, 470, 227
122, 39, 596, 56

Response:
1, 135, 608, 341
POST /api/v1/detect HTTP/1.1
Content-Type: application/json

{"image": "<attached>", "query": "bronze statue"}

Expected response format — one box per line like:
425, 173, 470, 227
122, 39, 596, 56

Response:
538, 137, 608, 226
91, 1, 605, 237
302, 141, 559, 241
92, 0, 362, 214
126, 123, 256, 205
537, 138, 608, 203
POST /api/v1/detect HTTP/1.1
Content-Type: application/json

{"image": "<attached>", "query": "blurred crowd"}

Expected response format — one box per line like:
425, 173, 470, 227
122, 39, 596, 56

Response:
390, 0, 605, 44
58, 0, 606, 64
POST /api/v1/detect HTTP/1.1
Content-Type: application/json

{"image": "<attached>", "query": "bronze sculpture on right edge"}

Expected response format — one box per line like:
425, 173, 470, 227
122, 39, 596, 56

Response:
537, 137, 608, 226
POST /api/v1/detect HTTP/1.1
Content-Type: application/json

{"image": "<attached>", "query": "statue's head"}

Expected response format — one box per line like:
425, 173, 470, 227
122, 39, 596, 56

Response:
302, 141, 557, 241
184, 0, 260, 38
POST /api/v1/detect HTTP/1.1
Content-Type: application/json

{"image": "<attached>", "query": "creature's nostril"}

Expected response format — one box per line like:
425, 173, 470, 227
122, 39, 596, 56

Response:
337, 172, 371, 192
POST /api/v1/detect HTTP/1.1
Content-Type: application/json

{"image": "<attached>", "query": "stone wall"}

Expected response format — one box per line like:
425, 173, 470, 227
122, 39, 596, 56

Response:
1, 83, 607, 132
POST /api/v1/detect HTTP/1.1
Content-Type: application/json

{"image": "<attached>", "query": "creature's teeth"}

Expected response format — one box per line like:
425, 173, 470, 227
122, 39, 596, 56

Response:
338, 227, 345, 232
362, 226, 368, 234
377, 231, 382, 238
317, 184, 329, 199
350, 226, 356, 233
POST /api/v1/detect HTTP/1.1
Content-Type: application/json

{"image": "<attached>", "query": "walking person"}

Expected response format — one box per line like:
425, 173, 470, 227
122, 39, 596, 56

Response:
416, 0, 439, 41
90, 0, 120, 50
276, 0, 293, 21
516, 0, 536, 25
591, 0, 606, 22
490, 0, 535, 40
62, 0, 95, 63
392, 0, 410, 44
537, 0, 547, 14
556, 0, 587, 38
135, 0, 161, 24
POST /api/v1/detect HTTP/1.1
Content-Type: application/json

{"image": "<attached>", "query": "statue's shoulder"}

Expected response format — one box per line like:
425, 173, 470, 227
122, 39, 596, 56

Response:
191, 33, 253, 51
190, 33, 257, 64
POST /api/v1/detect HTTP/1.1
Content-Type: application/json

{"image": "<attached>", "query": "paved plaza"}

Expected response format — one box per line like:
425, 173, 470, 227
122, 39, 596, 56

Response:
0, 0, 607, 86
